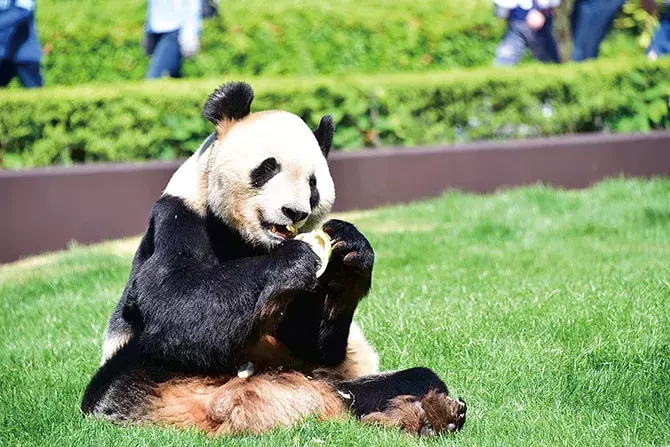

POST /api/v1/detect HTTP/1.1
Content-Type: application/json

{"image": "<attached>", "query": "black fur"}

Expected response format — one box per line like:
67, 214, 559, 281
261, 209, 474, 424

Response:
338, 368, 449, 418
309, 174, 319, 210
81, 339, 160, 420
313, 115, 334, 158
198, 132, 218, 155
125, 195, 322, 373
281, 207, 308, 223
82, 173, 459, 430
81, 195, 344, 414
202, 82, 254, 125
274, 219, 374, 366
250, 157, 281, 189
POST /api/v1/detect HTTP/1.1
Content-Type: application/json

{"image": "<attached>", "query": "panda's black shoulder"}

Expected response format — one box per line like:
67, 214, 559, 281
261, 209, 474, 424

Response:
148, 195, 212, 258
148, 194, 258, 263
151, 194, 205, 231
152, 194, 202, 223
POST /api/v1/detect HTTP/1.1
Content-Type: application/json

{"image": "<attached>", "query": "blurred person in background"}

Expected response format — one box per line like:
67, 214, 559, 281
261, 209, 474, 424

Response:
0, 0, 43, 88
493, 0, 562, 66
202, 0, 219, 19
642, 0, 670, 59
570, 0, 627, 61
144, 0, 202, 79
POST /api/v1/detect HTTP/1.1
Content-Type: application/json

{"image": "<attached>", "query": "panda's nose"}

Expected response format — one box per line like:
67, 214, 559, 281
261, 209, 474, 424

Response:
281, 206, 309, 223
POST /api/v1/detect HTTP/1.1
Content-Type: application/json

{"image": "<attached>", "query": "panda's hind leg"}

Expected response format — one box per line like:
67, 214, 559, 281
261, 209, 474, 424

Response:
148, 369, 465, 437
338, 367, 467, 436
149, 372, 347, 436
206, 372, 347, 435
361, 391, 467, 436
148, 376, 232, 433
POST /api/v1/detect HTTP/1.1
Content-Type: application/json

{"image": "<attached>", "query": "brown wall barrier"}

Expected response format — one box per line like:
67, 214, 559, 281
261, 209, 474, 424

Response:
2, 131, 669, 264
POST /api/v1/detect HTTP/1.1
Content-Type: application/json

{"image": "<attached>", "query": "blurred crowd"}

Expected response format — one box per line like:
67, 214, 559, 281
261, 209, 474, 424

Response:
0, 0, 668, 89
493, 0, 670, 65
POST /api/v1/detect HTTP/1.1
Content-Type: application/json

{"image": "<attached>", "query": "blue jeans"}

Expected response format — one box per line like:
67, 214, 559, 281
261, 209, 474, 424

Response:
494, 17, 560, 66
571, 0, 627, 61
145, 30, 182, 79
0, 60, 43, 88
647, 10, 670, 58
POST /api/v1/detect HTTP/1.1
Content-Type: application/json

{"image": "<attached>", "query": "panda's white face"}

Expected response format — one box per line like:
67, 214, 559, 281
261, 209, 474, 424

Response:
206, 111, 335, 249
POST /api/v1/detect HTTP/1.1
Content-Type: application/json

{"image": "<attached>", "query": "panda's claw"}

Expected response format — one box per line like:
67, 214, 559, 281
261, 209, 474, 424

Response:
342, 251, 358, 263
320, 220, 374, 294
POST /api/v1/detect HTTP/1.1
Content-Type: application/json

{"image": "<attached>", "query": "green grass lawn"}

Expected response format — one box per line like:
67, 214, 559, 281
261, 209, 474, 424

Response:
1, 178, 669, 446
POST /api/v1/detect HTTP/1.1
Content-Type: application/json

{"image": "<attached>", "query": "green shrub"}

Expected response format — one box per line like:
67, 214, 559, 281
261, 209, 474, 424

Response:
33, 0, 499, 86
614, 0, 662, 49
1, 58, 668, 169
27, 0, 645, 86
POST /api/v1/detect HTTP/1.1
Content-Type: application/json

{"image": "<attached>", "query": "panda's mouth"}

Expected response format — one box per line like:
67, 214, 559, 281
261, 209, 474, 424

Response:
264, 223, 297, 240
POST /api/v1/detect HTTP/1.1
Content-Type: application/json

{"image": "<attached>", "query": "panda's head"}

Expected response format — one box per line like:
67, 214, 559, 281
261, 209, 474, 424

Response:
196, 82, 335, 249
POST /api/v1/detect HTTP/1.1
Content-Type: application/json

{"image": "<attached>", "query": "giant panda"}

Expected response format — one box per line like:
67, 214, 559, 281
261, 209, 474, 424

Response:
81, 82, 466, 437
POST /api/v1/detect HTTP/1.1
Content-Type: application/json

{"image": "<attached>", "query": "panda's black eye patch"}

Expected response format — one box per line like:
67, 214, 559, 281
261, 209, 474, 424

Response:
250, 157, 281, 188
309, 174, 319, 210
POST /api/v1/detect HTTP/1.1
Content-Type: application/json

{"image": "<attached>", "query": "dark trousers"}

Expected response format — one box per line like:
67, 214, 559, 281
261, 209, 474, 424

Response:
571, 0, 627, 61
145, 30, 182, 79
494, 16, 560, 66
648, 9, 670, 57
0, 60, 43, 88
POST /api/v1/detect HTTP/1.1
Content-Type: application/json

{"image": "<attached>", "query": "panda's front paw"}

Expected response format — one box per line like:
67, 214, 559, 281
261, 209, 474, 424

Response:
321, 220, 374, 294
272, 239, 321, 291
323, 220, 375, 273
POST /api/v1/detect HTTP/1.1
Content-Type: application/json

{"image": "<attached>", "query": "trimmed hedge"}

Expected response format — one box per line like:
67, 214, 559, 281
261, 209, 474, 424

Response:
1, 58, 668, 169
30, 0, 643, 86
34, 0, 500, 86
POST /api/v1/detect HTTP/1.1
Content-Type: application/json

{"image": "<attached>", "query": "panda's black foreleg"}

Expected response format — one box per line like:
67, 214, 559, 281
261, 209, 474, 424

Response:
130, 237, 322, 374
102, 216, 156, 357
314, 219, 375, 363
275, 220, 374, 366
320, 219, 375, 303
336, 367, 467, 436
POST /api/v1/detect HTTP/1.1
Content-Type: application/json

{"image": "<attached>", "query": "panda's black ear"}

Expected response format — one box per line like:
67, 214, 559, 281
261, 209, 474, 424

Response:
313, 115, 334, 158
202, 82, 254, 126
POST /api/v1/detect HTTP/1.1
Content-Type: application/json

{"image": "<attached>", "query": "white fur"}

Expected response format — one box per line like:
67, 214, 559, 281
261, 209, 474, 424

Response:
348, 322, 367, 343
344, 322, 380, 376
163, 134, 214, 215
207, 111, 335, 249
163, 111, 335, 250
163, 152, 200, 205
100, 332, 133, 366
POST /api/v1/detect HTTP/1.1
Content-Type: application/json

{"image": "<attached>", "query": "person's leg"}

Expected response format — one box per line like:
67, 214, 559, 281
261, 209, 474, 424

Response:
571, 0, 599, 61
494, 20, 527, 66
528, 15, 561, 63
15, 63, 43, 88
647, 10, 670, 60
146, 30, 182, 79
0, 60, 17, 87
164, 30, 182, 78
572, 0, 627, 61
145, 32, 165, 79
591, 0, 627, 55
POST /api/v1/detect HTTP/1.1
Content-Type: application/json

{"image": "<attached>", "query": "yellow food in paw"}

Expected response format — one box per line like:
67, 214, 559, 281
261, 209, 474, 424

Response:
295, 229, 332, 277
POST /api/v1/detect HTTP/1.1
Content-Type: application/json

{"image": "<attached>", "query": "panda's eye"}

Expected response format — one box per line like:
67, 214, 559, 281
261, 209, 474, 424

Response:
250, 157, 281, 188
309, 174, 319, 210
